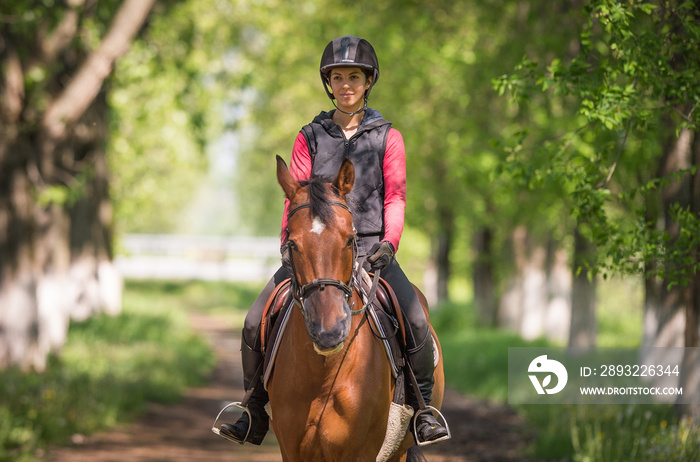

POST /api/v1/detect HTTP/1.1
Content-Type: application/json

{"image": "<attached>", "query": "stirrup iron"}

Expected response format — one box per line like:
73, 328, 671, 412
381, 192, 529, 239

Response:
211, 402, 251, 445
412, 405, 452, 447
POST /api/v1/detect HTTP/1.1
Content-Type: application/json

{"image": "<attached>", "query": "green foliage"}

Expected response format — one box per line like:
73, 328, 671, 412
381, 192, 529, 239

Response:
521, 403, 700, 462
0, 280, 218, 461
109, 0, 249, 234
110, 0, 700, 301
200, 0, 593, 292
435, 297, 697, 460
494, 0, 700, 286
2, 0, 124, 120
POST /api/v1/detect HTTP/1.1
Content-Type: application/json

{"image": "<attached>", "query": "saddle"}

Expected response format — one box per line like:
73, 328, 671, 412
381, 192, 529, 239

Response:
258, 272, 408, 390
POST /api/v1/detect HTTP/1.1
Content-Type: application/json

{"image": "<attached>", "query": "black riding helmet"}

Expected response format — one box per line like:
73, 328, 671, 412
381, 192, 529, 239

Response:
320, 36, 379, 113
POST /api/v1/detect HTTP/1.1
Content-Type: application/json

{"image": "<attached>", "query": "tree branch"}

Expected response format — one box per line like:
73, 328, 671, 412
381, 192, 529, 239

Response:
41, 1, 84, 64
597, 117, 633, 189
1, 46, 24, 125
673, 102, 699, 124
41, 0, 156, 142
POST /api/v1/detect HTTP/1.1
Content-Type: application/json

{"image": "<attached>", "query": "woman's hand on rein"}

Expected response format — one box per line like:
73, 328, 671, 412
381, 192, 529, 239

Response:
367, 241, 395, 270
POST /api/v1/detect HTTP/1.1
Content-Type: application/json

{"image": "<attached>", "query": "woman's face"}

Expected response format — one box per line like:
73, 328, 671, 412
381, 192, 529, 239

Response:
328, 67, 371, 113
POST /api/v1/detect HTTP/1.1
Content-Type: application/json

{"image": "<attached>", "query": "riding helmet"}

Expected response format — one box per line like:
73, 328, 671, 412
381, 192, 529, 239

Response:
319, 35, 379, 101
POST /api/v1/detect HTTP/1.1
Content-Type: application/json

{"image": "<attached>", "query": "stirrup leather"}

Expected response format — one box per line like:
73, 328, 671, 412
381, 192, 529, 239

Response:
412, 405, 452, 447
211, 402, 251, 445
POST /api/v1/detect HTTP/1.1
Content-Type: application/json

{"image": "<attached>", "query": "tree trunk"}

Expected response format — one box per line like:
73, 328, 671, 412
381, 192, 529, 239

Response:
473, 226, 497, 326
499, 227, 527, 334
435, 206, 454, 304
499, 226, 571, 341
67, 92, 122, 321
516, 230, 547, 341
546, 243, 571, 343
0, 146, 44, 369
642, 185, 664, 350
500, 226, 546, 340
569, 222, 597, 347
677, 129, 700, 417
0, 0, 155, 370
640, 126, 698, 415
643, 128, 693, 355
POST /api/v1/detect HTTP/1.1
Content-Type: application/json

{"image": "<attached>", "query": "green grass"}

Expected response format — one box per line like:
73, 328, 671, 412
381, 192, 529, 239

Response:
122, 279, 264, 325
433, 301, 551, 402
0, 279, 258, 461
432, 288, 700, 462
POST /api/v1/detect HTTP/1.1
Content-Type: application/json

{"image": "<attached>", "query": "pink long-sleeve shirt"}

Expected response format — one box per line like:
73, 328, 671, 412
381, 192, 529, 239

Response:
281, 128, 406, 252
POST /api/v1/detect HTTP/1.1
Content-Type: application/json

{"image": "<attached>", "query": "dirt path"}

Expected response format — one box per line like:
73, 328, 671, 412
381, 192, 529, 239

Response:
49, 313, 535, 461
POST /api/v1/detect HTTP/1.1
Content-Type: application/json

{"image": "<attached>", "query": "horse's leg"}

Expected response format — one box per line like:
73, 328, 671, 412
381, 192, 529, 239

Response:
268, 308, 314, 462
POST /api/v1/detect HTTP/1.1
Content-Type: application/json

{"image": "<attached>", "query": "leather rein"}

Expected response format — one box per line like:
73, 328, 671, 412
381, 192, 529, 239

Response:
283, 200, 367, 317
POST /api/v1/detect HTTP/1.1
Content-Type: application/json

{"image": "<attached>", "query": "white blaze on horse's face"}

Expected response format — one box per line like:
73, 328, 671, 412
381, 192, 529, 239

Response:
310, 216, 326, 235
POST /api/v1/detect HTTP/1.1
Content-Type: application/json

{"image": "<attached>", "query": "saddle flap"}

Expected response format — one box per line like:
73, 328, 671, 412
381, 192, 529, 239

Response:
261, 279, 292, 354
360, 270, 407, 347
359, 270, 408, 379
374, 276, 407, 346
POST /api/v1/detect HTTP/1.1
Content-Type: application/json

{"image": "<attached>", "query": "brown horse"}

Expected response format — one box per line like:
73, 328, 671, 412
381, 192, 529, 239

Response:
268, 155, 444, 462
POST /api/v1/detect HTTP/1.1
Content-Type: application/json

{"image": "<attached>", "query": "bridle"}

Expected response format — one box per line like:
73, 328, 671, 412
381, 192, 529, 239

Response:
283, 200, 366, 317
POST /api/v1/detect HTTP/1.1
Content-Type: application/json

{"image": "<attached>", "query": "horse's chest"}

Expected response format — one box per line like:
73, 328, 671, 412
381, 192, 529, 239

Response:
306, 385, 385, 453
270, 321, 391, 460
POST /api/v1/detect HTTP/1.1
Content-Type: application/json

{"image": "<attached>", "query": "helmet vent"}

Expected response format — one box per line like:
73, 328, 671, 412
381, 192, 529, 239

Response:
340, 36, 352, 61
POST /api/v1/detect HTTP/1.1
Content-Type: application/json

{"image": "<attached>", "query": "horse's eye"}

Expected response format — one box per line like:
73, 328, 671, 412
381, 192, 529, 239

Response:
346, 236, 355, 248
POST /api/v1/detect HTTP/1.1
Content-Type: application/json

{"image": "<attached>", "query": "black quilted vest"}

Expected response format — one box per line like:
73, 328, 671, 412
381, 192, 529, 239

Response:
300, 109, 392, 236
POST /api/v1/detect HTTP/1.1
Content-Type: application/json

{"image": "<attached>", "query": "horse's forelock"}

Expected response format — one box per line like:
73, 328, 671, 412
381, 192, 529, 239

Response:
299, 175, 339, 226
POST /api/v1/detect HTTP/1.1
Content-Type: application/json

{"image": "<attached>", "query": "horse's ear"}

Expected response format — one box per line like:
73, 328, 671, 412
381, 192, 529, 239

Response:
333, 158, 355, 197
276, 155, 298, 200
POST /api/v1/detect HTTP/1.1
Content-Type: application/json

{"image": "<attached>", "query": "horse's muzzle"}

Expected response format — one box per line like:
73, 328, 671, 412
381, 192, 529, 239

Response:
303, 290, 351, 354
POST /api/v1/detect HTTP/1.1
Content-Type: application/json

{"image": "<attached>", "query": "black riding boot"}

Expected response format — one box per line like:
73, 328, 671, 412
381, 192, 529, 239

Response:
220, 337, 269, 445
407, 335, 449, 443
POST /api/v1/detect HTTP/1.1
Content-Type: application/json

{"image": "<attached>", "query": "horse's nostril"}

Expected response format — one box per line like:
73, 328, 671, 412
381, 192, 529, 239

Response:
310, 315, 350, 350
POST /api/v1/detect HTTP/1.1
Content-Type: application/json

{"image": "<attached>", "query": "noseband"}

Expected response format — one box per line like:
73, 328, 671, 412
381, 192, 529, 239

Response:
284, 200, 364, 317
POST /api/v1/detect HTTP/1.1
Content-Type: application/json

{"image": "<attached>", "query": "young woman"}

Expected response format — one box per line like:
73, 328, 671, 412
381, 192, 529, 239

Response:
221, 35, 448, 446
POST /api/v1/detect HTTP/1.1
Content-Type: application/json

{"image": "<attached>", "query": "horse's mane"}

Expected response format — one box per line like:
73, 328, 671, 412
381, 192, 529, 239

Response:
299, 175, 344, 226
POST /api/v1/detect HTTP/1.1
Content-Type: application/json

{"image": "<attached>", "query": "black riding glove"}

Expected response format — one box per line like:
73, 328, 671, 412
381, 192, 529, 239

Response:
367, 241, 395, 270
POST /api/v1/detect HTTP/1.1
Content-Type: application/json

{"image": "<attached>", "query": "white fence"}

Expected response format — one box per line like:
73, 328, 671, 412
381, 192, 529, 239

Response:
114, 234, 281, 282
